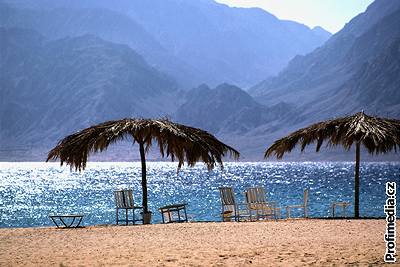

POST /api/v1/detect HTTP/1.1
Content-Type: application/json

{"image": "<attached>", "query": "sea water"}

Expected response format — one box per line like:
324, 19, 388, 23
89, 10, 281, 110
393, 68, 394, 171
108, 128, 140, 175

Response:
0, 162, 399, 227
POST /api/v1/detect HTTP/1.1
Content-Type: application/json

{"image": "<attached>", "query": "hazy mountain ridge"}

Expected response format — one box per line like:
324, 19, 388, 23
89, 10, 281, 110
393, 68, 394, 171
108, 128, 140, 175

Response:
249, 0, 400, 122
120, 0, 331, 87
174, 84, 294, 134
0, 3, 202, 88
1, 0, 331, 88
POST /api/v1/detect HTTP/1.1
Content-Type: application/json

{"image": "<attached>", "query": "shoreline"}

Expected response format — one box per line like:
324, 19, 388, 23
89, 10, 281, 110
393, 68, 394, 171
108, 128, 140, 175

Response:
0, 219, 394, 266
0, 216, 391, 229
2, 160, 400, 163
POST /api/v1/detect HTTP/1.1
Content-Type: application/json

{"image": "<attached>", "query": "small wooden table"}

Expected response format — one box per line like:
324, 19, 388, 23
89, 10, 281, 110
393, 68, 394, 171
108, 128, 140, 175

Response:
159, 204, 188, 223
331, 202, 350, 217
49, 214, 84, 228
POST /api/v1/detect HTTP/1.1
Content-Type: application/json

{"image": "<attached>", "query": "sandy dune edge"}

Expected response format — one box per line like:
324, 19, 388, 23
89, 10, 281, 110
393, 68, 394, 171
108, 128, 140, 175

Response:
0, 220, 393, 266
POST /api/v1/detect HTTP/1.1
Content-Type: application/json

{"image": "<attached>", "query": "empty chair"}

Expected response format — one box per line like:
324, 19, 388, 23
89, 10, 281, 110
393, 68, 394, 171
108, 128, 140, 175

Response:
286, 189, 309, 219
246, 187, 281, 220
114, 189, 144, 225
219, 187, 251, 222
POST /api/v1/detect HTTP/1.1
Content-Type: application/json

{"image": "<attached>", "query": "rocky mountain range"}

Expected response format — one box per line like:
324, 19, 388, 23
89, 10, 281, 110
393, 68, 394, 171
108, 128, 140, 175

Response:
0, 0, 399, 161
1, 0, 330, 88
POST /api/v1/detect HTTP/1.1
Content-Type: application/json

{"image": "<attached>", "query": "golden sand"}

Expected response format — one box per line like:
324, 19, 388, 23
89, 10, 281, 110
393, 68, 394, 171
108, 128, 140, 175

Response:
0, 219, 392, 266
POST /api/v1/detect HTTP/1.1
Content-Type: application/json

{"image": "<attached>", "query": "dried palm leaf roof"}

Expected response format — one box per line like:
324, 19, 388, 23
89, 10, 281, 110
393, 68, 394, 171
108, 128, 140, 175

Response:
265, 112, 400, 159
47, 118, 239, 171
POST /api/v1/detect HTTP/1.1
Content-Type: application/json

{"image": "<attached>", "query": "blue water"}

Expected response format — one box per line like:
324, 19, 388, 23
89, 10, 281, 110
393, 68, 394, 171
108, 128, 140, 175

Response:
0, 162, 399, 227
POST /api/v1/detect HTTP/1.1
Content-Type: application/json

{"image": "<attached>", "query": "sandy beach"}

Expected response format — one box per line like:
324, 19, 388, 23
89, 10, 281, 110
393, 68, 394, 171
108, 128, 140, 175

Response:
0, 219, 393, 266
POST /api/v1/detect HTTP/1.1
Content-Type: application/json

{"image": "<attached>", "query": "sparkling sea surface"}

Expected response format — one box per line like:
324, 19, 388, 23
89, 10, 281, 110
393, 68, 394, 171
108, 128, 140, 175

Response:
0, 162, 399, 227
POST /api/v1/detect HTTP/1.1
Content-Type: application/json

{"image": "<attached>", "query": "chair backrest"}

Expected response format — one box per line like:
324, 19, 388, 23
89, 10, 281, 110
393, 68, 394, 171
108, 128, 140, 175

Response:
303, 189, 309, 207
246, 187, 267, 204
219, 187, 236, 205
114, 189, 134, 208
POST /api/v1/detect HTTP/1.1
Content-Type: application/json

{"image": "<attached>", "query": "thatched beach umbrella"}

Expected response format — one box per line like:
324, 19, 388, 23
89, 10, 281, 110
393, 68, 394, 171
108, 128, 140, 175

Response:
265, 112, 400, 218
47, 118, 239, 223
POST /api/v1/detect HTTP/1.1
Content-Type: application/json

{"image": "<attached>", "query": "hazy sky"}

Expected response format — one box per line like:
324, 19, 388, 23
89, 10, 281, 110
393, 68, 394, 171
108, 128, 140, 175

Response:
215, 0, 374, 33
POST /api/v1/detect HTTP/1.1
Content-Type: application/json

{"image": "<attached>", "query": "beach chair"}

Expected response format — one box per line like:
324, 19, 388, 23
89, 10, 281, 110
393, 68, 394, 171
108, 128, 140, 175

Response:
246, 187, 281, 220
219, 187, 251, 222
286, 189, 309, 219
114, 189, 144, 225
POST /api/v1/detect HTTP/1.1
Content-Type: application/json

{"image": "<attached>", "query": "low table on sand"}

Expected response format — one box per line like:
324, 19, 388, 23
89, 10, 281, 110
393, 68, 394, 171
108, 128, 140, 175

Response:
49, 214, 84, 228
159, 204, 188, 223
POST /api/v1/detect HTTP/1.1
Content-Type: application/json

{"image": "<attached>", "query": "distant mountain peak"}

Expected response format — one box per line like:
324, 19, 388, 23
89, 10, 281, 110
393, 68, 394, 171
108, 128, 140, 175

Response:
312, 26, 328, 31
312, 26, 331, 34
310, 26, 332, 41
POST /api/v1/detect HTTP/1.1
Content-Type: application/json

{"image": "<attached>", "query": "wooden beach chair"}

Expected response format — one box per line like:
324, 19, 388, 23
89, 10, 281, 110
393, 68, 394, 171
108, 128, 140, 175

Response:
246, 187, 281, 220
286, 189, 309, 219
219, 187, 251, 222
114, 189, 144, 225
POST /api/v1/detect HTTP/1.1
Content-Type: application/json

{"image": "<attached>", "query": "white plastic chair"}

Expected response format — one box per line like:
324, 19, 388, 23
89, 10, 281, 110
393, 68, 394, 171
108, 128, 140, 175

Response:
286, 189, 309, 219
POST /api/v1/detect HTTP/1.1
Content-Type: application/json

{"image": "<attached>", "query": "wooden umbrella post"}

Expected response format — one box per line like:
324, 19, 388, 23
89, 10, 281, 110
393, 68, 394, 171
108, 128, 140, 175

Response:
139, 141, 151, 224
354, 142, 360, 218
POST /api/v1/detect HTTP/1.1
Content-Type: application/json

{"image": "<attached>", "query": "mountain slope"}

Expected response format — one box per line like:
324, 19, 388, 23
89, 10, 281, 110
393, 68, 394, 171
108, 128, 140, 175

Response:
174, 83, 294, 134
0, 28, 178, 151
0, 3, 202, 88
249, 0, 400, 122
109, 0, 332, 87
2, 0, 331, 87
312, 26, 331, 40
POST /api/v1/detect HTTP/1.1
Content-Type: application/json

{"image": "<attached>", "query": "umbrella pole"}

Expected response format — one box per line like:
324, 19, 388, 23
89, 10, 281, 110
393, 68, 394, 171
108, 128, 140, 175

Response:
139, 142, 148, 214
354, 142, 360, 218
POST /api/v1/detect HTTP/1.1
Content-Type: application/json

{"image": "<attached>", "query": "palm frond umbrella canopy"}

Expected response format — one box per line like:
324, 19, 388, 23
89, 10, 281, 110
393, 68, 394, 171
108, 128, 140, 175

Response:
47, 118, 239, 222
265, 112, 400, 218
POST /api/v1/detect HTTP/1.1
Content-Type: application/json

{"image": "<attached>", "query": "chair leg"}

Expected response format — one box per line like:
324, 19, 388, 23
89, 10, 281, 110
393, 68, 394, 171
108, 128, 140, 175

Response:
133, 209, 135, 225
116, 208, 119, 225
286, 207, 290, 219
125, 209, 128, 225
184, 206, 188, 222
